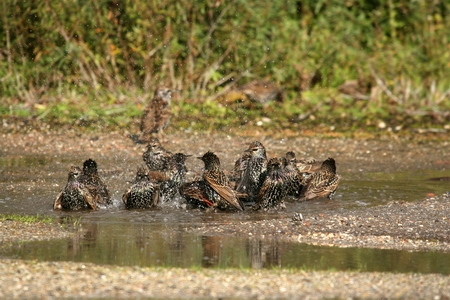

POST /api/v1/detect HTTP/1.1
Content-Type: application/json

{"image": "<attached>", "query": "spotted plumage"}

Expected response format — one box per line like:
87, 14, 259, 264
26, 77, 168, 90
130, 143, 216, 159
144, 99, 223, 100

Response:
192, 151, 244, 211
122, 165, 159, 209
254, 157, 288, 210
283, 152, 304, 197
54, 166, 98, 211
159, 153, 191, 203
235, 141, 267, 202
142, 137, 173, 173
299, 158, 341, 201
139, 87, 173, 142
78, 158, 111, 205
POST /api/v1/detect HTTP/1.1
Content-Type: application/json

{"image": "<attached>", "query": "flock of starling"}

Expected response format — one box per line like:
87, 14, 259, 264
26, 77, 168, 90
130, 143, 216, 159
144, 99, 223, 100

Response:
54, 85, 340, 211
54, 139, 340, 212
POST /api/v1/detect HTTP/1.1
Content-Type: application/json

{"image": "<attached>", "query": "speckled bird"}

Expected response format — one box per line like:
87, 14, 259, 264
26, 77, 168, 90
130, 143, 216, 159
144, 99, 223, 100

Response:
122, 165, 160, 209
142, 137, 173, 173
283, 151, 304, 197
54, 166, 98, 211
235, 141, 267, 202
139, 87, 173, 142
194, 151, 244, 211
78, 158, 111, 205
295, 158, 322, 181
254, 157, 288, 210
179, 180, 213, 209
159, 153, 191, 204
299, 157, 341, 201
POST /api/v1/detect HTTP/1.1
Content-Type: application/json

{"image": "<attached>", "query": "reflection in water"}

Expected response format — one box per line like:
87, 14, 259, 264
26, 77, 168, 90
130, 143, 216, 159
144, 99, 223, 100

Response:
2, 221, 450, 274
202, 236, 222, 267
247, 238, 281, 269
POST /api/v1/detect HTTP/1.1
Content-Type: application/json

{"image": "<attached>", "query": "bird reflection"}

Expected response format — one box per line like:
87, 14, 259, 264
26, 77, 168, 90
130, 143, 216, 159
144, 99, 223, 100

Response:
201, 235, 223, 267
247, 238, 281, 269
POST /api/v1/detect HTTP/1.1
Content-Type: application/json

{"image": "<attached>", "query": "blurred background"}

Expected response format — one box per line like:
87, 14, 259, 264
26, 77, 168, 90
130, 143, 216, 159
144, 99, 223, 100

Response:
1, 0, 448, 134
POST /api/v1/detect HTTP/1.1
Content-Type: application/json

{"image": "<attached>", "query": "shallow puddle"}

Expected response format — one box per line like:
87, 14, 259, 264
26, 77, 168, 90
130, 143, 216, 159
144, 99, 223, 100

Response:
3, 221, 450, 274
1, 149, 449, 273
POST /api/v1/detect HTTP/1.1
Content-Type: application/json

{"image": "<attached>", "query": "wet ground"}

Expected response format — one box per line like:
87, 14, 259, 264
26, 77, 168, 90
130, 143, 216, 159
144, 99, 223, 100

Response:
0, 131, 449, 273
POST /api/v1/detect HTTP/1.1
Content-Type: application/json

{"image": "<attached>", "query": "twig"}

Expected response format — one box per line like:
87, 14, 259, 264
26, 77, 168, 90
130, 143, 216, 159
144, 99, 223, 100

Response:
369, 67, 401, 104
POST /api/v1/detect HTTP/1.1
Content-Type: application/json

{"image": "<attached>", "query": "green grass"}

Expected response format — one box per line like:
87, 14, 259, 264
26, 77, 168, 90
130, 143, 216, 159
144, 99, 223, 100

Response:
1, 0, 448, 135
0, 214, 53, 224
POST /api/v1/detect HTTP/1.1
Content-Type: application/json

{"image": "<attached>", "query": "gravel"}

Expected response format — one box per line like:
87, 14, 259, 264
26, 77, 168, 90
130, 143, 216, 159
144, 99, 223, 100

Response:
1, 259, 450, 299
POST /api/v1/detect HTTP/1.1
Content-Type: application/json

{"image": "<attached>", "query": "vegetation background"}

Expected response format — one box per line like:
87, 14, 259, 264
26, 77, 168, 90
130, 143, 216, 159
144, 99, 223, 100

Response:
1, 0, 448, 135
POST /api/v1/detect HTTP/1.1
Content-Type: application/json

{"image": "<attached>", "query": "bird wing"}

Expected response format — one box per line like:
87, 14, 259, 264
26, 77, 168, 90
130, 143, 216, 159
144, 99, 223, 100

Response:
53, 192, 63, 210
204, 172, 244, 211
80, 185, 98, 210
122, 187, 131, 206
302, 173, 340, 200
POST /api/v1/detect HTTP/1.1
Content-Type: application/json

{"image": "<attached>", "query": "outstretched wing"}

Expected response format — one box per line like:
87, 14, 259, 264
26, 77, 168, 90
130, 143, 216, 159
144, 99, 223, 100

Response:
204, 171, 244, 211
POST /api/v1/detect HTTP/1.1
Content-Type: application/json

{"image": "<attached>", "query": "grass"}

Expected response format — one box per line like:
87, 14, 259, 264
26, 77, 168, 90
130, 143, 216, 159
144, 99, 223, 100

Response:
0, 214, 53, 224
1, 1, 448, 136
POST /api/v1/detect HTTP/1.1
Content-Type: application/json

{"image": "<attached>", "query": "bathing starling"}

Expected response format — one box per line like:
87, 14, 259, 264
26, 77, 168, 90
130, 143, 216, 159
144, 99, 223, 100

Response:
254, 157, 288, 210
142, 137, 173, 173
54, 166, 98, 211
179, 180, 214, 209
229, 151, 251, 188
79, 158, 111, 205
159, 152, 191, 203
236, 141, 267, 202
299, 157, 341, 201
198, 151, 244, 211
283, 152, 304, 197
139, 87, 173, 142
122, 165, 160, 209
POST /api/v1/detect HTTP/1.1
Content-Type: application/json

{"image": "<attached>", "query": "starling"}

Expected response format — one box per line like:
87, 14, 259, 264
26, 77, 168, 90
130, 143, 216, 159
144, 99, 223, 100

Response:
283, 151, 304, 197
236, 141, 268, 202
254, 157, 288, 210
229, 151, 251, 188
54, 166, 98, 211
139, 87, 173, 142
295, 158, 322, 174
159, 152, 191, 203
299, 157, 341, 201
78, 158, 111, 205
142, 137, 173, 173
122, 165, 160, 209
179, 180, 213, 209
197, 151, 244, 211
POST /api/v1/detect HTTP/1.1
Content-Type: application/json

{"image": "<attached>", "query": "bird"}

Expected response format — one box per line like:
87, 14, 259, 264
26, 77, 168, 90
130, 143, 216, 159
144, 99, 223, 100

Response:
54, 166, 98, 211
238, 80, 284, 105
122, 165, 160, 209
254, 157, 288, 210
139, 87, 174, 142
142, 137, 173, 173
78, 158, 111, 205
283, 151, 304, 197
159, 152, 191, 204
296, 158, 322, 173
179, 180, 213, 209
298, 157, 341, 201
193, 151, 244, 211
235, 141, 268, 203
